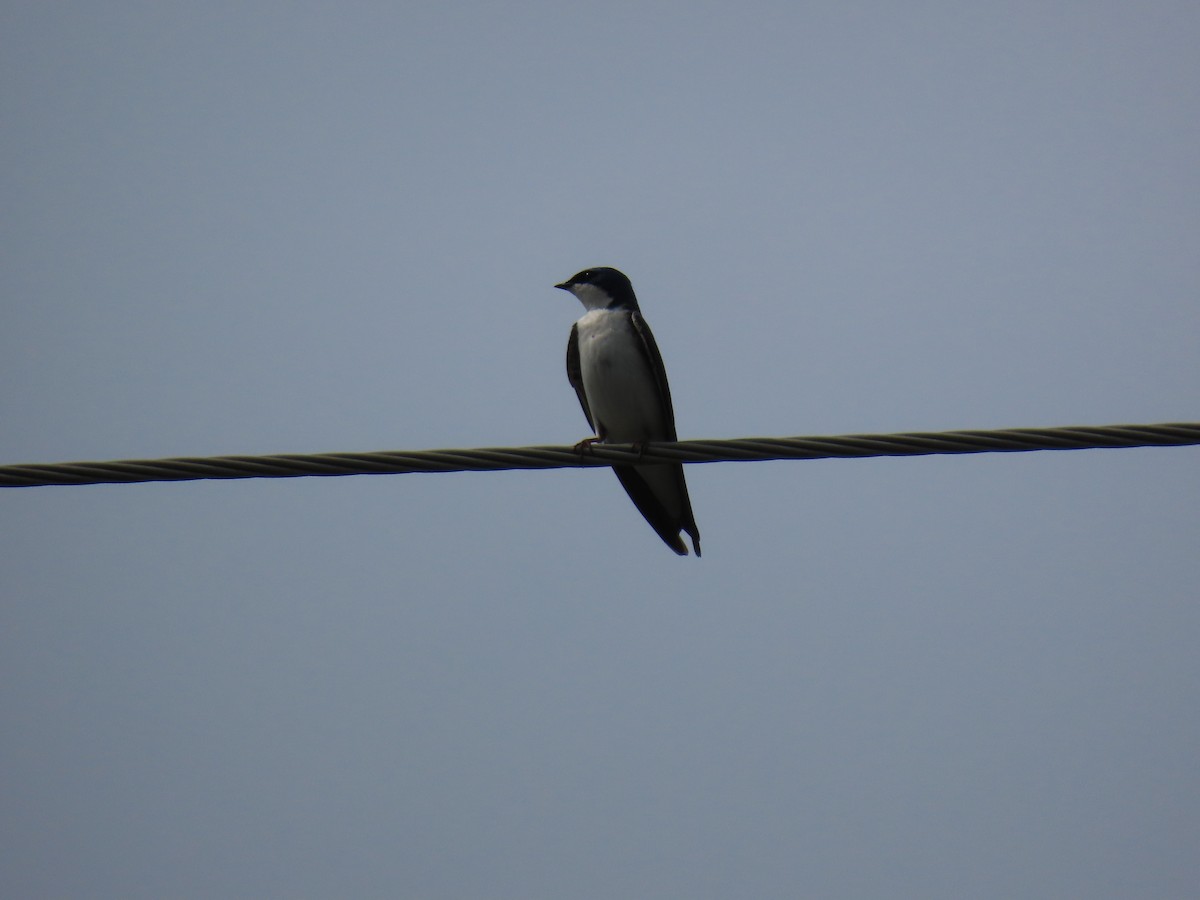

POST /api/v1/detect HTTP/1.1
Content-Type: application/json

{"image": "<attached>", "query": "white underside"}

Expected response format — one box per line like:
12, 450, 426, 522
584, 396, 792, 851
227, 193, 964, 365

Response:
575, 309, 670, 443
575, 308, 684, 520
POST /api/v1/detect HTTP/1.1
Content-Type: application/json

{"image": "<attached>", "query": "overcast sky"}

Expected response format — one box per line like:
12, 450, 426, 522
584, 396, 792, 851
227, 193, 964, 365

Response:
3, 3, 1199, 897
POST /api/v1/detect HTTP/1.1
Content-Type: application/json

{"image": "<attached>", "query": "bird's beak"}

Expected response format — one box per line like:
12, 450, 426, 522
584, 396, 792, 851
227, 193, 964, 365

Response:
554, 282, 571, 291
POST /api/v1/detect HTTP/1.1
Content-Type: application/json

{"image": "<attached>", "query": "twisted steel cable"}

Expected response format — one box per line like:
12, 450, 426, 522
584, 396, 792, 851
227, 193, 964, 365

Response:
2, 422, 1197, 489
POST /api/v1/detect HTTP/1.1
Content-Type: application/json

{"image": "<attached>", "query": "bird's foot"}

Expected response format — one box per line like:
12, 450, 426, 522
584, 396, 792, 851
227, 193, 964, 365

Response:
573, 436, 601, 454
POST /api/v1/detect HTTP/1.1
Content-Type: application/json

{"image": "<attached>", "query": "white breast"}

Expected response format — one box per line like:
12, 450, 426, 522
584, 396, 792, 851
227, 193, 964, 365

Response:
575, 309, 669, 443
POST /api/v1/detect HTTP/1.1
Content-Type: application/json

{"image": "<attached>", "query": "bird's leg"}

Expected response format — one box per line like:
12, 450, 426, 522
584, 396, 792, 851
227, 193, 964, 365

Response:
574, 425, 606, 454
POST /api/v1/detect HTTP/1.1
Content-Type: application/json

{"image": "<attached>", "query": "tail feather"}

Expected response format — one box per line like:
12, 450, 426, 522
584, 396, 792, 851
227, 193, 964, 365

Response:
612, 464, 700, 557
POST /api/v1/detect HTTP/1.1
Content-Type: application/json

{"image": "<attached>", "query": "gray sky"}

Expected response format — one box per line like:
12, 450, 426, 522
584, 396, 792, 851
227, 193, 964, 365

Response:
3, 3, 1199, 897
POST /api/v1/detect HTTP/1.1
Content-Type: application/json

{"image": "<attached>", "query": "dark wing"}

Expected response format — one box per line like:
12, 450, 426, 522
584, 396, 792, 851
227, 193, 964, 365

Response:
565, 322, 595, 431
624, 312, 702, 556
629, 311, 678, 441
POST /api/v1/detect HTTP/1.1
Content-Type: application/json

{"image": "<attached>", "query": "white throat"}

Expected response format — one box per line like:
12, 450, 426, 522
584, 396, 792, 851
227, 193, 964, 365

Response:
569, 283, 615, 311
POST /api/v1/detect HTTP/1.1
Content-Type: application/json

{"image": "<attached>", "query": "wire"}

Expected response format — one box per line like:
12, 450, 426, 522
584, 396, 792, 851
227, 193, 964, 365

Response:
2, 422, 1196, 489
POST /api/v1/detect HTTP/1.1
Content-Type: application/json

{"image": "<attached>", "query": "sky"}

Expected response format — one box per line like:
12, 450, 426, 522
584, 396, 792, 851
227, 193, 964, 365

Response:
3, 2, 1199, 897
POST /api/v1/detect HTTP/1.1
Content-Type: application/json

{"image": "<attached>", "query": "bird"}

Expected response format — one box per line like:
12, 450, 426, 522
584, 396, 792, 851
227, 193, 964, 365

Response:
556, 266, 701, 557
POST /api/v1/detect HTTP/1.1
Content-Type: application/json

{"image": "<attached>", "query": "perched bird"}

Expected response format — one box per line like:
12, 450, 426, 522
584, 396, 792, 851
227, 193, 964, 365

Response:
556, 267, 701, 557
